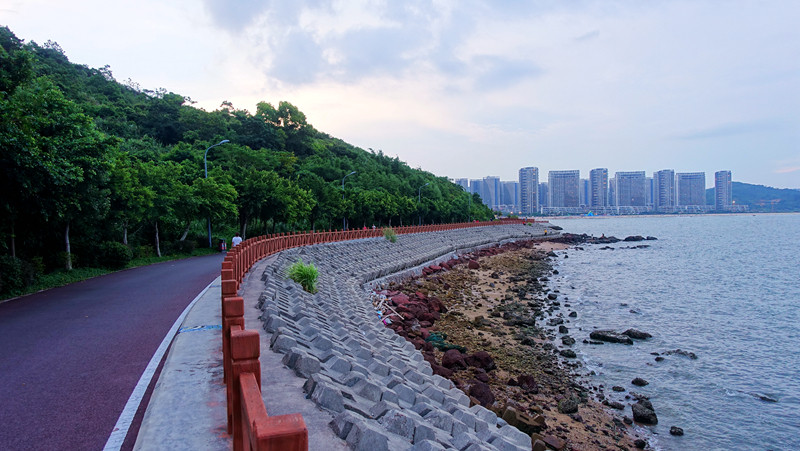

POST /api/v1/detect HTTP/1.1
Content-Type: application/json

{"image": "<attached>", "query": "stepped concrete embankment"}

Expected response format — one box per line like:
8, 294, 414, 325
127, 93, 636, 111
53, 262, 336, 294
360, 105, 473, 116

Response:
257, 223, 548, 450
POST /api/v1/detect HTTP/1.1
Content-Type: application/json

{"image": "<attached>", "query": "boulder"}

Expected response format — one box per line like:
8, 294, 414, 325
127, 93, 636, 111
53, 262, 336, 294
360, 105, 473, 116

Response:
464, 351, 496, 371
589, 330, 634, 345
559, 349, 577, 358
468, 260, 481, 269
468, 381, 495, 407
623, 329, 653, 340
632, 377, 649, 387
516, 374, 539, 393
670, 426, 684, 436
543, 435, 567, 450
623, 235, 645, 242
441, 349, 467, 370
631, 399, 658, 424
557, 395, 579, 414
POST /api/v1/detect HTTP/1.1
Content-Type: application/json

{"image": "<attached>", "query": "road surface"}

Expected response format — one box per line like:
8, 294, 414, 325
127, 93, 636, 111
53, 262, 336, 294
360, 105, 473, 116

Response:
0, 253, 224, 451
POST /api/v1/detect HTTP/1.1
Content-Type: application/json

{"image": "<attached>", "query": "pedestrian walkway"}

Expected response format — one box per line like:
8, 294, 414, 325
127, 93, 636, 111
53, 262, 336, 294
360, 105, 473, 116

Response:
134, 254, 347, 450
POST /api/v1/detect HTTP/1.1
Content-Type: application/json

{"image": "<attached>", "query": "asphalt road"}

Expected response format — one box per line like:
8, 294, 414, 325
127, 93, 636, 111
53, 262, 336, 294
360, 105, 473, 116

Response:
0, 253, 225, 451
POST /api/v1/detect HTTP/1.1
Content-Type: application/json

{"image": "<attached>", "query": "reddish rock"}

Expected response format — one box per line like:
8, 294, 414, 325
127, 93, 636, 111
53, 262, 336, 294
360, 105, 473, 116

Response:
474, 370, 489, 383
465, 351, 496, 371
468, 260, 481, 269
441, 349, 467, 370
468, 380, 495, 407
440, 262, 451, 270
517, 374, 539, 393
391, 293, 410, 305
415, 291, 427, 299
431, 363, 454, 378
429, 265, 442, 272
428, 297, 447, 314
543, 435, 566, 450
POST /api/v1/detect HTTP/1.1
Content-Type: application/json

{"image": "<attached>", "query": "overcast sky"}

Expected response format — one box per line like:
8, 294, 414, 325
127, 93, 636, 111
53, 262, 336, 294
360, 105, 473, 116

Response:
3, 0, 799, 188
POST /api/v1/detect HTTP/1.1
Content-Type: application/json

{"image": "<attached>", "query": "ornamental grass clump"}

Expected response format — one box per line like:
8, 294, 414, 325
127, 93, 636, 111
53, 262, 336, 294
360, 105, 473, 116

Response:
383, 227, 398, 243
287, 259, 318, 293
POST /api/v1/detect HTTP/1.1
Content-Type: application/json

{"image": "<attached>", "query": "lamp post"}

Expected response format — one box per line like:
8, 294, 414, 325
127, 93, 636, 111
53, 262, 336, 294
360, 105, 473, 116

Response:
342, 171, 356, 230
204, 139, 230, 247
418, 182, 430, 226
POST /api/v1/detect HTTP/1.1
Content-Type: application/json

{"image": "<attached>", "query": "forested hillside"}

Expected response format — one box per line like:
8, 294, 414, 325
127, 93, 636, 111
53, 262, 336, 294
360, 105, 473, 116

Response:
705, 182, 800, 212
0, 26, 492, 289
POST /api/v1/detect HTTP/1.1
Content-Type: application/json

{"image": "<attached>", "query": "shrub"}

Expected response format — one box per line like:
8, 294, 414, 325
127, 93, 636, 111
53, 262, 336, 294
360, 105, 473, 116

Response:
0, 256, 38, 294
98, 241, 133, 269
286, 259, 319, 293
134, 245, 155, 259
172, 239, 196, 255
383, 228, 398, 243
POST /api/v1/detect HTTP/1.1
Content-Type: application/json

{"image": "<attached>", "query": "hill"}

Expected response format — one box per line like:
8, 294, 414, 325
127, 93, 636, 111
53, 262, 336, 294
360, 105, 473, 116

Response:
705, 182, 800, 212
0, 26, 493, 286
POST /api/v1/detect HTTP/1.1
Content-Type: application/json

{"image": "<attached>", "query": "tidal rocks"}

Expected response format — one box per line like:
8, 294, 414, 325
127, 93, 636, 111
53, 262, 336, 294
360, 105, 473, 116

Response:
468, 380, 495, 407
631, 377, 649, 387
670, 426, 684, 436
622, 329, 652, 340
664, 349, 698, 359
557, 395, 580, 414
561, 335, 576, 346
559, 349, 577, 358
589, 330, 634, 345
623, 235, 645, 242
631, 399, 658, 424
441, 349, 467, 370
634, 438, 647, 449
464, 351, 496, 371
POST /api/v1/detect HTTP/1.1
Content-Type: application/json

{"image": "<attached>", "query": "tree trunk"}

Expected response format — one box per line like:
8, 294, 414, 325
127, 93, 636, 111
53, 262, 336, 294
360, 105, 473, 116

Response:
65, 222, 72, 271
10, 222, 16, 258
242, 218, 248, 240
123, 220, 129, 245
179, 221, 190, 241
154, 221, 161, 257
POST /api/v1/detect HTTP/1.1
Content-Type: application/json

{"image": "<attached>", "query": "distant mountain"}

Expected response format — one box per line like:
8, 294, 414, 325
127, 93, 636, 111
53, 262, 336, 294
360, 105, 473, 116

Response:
706, 182, 800, 212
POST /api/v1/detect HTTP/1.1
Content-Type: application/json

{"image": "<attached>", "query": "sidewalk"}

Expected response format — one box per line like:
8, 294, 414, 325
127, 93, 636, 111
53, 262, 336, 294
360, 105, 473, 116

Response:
133, 254, 346, 450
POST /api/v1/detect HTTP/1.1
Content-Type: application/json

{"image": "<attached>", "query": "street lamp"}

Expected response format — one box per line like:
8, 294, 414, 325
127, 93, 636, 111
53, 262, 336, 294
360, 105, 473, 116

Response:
204, 139, 230, 247
342, 171, 356, 230
418, 182, 430, 226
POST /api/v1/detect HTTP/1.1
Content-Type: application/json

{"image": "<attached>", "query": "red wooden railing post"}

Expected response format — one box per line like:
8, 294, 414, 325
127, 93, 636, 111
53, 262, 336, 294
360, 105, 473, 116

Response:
222, 297, 245, 386
230, 328, 261, 448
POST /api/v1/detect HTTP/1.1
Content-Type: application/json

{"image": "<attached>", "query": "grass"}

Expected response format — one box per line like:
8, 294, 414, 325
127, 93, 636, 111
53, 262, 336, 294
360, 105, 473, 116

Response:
286, 259, 319, 293
0, 247, 221, 302
383, 227, 398, 243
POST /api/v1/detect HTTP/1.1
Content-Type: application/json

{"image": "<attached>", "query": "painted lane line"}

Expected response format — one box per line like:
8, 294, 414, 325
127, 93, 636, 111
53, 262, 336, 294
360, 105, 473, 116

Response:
102, 278, 218, 451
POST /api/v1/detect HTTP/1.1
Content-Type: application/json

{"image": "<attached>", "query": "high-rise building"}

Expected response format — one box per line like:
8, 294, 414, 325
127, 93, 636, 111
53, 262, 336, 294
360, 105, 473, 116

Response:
548, 170, 580, 207
646, 177, 654, 207
538, 182, 549, 208
676, 172, 706, 206
454, 178, 469, 192
579, 179, 589, 207
482, 176, 501, 209
715, 170, 732, 211
608, 178, 617, 206
589, 168, 608, 207
500, 181, 519, 212
653, 169, 676, 209
614, 171, 647, 206
518, 167, 539, 215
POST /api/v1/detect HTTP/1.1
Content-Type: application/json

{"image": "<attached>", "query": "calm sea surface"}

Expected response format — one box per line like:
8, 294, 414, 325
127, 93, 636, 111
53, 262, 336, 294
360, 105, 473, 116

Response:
546, 214, 800, 451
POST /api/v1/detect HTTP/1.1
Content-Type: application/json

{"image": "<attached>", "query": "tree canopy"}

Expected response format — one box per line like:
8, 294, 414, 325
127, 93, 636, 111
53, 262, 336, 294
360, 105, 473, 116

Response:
0, 26, 494, 284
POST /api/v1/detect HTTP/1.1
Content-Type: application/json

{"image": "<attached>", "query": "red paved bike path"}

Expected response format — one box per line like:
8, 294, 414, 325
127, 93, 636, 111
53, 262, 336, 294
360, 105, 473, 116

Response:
0, 253, 224, 451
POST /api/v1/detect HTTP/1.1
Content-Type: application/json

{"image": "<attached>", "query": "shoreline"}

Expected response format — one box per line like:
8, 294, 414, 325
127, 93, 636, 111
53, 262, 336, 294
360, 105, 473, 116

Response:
376, 237, 647, 450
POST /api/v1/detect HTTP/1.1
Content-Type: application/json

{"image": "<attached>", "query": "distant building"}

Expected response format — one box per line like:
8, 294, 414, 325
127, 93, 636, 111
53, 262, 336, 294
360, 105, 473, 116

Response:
579, 179, 589, 207
676, 172, 706, 206
589, 168, 609, 207
548, 170, 580, 207
538, 182, 549, 208
654, 169, 676, 210
715, 170, 732, 211
482, 176, 501, 209
608, 177, 617, 207
500, 181, 519, 213
454, 178, 469, 192
518, 167, 539, 215
615, 171, 647, 206
646, 177, 654, 207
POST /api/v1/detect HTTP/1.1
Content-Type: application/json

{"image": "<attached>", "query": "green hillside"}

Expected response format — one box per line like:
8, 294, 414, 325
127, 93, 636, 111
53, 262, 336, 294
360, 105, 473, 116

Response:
706, 182, 800, 212
0, 26, 493, 289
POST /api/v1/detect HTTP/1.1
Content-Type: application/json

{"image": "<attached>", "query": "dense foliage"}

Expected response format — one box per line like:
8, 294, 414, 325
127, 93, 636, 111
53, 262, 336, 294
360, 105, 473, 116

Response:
0, 27, 493, 292
705, 182, 800, 212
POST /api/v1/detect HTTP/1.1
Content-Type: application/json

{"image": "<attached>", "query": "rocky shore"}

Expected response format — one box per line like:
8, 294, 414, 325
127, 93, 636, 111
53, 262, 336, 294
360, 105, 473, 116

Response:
376, 236, 656, 450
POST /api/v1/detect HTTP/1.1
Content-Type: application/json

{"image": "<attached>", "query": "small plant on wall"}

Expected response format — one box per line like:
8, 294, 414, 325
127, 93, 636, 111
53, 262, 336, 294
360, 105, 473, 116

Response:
286, 259, 319, 293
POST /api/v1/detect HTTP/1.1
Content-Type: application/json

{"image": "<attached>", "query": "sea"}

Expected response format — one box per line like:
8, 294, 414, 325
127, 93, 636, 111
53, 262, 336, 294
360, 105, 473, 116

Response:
545, 213, 800, 451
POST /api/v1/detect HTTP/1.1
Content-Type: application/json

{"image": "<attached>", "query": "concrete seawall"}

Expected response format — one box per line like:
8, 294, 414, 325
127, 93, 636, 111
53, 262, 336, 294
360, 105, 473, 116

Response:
256, 223, 547, 450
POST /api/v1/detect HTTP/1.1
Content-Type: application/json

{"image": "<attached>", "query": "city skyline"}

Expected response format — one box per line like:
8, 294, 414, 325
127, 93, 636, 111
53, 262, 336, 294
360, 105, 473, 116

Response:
3, 1, 798, 189
456, 166, 738, 214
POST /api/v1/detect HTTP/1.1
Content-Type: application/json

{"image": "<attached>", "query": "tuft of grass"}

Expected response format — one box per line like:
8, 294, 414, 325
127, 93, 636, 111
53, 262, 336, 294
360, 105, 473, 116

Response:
286, 259, 319, 293
383, 227, 398, 243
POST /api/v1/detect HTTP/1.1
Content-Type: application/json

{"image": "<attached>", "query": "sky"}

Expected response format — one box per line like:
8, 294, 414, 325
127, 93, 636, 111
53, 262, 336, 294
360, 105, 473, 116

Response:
2, 0, 799, 189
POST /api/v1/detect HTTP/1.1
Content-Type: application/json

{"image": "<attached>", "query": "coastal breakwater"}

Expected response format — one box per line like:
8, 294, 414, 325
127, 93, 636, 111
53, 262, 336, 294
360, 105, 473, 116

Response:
256, 224, 547, 450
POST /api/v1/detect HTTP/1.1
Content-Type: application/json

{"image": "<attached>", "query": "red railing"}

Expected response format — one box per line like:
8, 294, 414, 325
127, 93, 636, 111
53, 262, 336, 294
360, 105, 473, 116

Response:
218, 218, 530, 450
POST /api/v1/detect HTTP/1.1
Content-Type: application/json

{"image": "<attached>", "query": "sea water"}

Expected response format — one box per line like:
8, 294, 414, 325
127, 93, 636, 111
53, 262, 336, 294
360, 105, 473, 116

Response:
546, 214, 800, 451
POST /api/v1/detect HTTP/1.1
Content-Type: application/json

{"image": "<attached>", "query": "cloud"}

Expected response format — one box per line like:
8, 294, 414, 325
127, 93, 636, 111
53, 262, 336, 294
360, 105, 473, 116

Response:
675, 120, 783, 141
574, 29, 600, 42
775, 166, 800, 174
